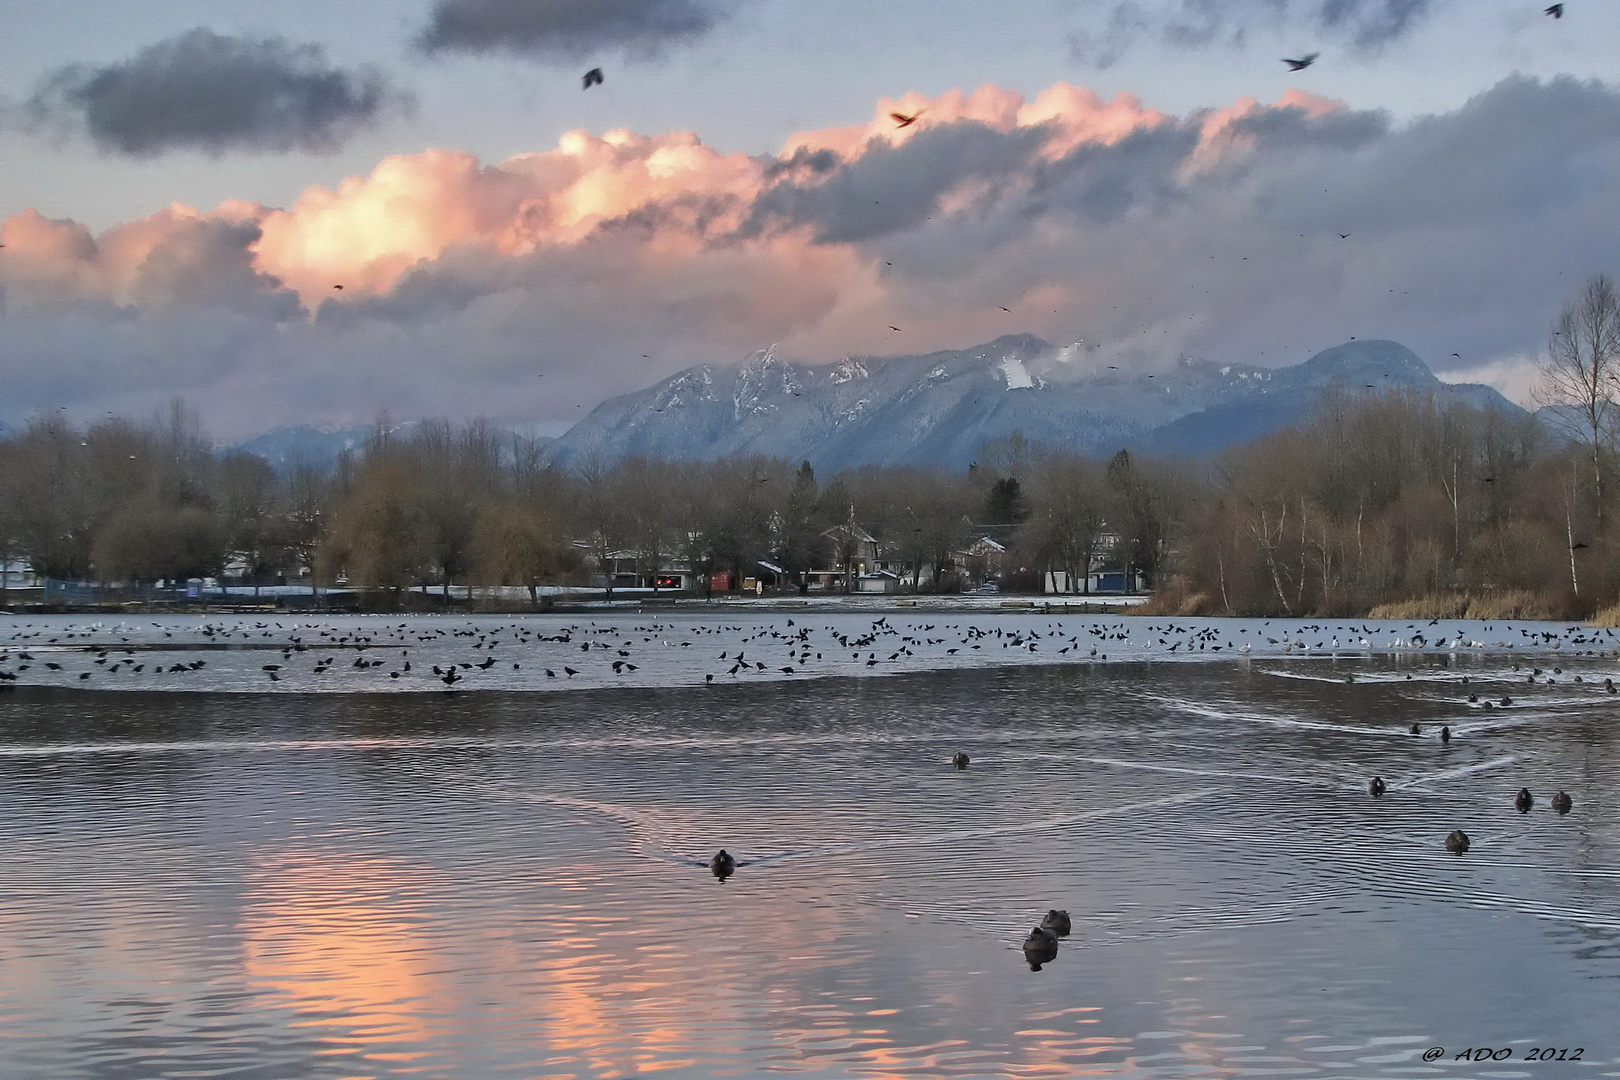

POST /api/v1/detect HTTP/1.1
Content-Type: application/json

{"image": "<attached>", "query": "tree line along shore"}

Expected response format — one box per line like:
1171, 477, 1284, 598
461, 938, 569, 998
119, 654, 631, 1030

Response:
3, 279, 1617, 621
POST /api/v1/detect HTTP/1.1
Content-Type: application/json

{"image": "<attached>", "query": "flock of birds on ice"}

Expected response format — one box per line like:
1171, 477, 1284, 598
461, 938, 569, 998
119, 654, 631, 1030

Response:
1, 610, 1611, 972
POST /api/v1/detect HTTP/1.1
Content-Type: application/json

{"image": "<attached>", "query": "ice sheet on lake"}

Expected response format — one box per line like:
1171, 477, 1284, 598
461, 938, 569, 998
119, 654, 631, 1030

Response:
1, 611, 1617, 695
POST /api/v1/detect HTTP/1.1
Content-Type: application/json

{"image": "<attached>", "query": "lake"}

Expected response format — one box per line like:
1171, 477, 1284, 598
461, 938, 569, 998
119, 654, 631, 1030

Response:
1, 622, 1617, 1078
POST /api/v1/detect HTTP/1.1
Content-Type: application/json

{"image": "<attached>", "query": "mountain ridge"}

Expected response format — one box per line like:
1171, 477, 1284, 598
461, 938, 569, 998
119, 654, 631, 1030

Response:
539, 336, 1523, 471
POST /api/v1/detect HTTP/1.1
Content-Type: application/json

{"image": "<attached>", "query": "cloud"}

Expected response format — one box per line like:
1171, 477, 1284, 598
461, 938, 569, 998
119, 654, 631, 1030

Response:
26, 28, 401, 156
1070, 0, 1438, 68
419, 0, 740, 59
3, 74, 1619, 441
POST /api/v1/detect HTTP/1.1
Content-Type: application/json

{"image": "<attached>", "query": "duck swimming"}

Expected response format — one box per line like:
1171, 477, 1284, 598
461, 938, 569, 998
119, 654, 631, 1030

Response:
1552, 790, 1573, 815
1040, 909, 1072, 936
1445, 829, 1470, 854
1440, 725, 1451, 744
1023, 926, 1059, 971
952, 751, 970, 770
1515, 788, 1534, 813
1368, 776, 1386, 798
710, 849, 736, 881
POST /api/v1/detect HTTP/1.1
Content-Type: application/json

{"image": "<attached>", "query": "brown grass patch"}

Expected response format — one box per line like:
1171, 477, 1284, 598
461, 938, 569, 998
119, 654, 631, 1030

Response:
1463, 590, 1550, 620
1368, 591, 1553, 621
1366, 594, 1470, 620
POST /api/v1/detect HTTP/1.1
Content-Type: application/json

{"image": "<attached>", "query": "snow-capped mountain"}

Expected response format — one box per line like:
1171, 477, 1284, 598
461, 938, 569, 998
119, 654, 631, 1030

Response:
234, 423, 400, 471
540, 336, 1523, 470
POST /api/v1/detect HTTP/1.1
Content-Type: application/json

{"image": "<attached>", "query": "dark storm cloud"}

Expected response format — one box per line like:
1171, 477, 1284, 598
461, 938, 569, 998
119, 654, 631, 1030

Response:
1071, 0, 1437, 67
419, 0, 740, 59
27, 28, 401, 156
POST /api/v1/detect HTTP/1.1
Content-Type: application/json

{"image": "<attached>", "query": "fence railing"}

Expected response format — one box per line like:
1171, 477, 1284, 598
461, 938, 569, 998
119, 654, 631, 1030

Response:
21, 579, 349, 608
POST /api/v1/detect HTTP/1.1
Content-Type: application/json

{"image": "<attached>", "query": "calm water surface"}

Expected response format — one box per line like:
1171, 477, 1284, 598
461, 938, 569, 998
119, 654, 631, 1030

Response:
1, 656, 1618, 1078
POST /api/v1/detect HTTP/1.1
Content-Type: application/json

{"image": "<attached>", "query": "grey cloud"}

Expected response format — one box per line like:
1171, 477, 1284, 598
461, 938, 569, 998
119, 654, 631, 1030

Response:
1317, 0, 1432, 50
419, 0, 740, 59
1071, 0, 1436, 68
27, 28, 401, 156
126, 218, 304, 321
743, 122, 1054, 244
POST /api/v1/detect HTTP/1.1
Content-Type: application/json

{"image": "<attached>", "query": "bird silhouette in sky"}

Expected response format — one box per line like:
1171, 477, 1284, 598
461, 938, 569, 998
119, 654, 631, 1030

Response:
1338, 233, 1350, 239
889, 325, 902, 331
1545, 4, 1563, 17
890, 110, 923, 128
332, 284, 343, 290
582, 68, 604, 89
1000, 306, 1012, 312
1283, 53, 1319, 71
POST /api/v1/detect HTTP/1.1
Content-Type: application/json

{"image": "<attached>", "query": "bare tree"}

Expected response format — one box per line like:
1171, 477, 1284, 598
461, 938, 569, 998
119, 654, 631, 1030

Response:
1537, 274, 1620, 523
473, 500, 577, 605
574, 456, 632, 598
1020, 453, 1108, 594
219, 451, 285, 595
282, 460, 329, 595
318, 441, 431, 601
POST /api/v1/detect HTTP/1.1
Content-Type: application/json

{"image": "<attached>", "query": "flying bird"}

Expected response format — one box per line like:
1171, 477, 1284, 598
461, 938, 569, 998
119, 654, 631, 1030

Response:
1282, 53, 1319, 71
889, 325, 902, 331
1000, 306, 1012, 313
583, 67, 604, 89
889, 110, 923, 128
1338, 233, 1350, 239
1545, 4, 1563, 17
332, 284, 343, 290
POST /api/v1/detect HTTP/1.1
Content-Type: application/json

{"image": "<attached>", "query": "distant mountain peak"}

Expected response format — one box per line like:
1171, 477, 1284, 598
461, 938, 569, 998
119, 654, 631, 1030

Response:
1298, 339, 1436, 384
734, 345, 802, 419
985, 332, 1053, 357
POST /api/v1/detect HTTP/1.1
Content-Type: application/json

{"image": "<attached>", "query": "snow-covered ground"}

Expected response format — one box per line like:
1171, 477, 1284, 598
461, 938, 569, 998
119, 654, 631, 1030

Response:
2, 612, 1617, 694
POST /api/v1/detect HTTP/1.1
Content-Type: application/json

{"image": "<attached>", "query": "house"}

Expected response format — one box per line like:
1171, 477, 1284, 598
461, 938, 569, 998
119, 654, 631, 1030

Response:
855, 570, 901, 594
1039, 528, 1153, 594
1, 557, 39, 591
819, 522, 879, 584
955, 536, 1006, 584
1043, 561, 1149, 595
596, 551, 701, 591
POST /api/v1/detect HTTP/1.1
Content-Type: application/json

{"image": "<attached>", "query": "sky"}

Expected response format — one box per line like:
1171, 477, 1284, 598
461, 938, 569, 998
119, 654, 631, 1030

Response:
2, 0, 1618, 441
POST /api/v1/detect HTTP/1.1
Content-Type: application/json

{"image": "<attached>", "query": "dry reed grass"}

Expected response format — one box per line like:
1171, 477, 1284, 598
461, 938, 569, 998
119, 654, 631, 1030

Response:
1588, 601, 1620, 627
1367, 591, 1552, 621
1137, 577, 1214, 616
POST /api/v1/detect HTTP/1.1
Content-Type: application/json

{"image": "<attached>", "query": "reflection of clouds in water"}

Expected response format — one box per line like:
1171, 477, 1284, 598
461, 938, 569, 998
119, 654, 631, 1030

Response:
242, 849, 445, 1056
